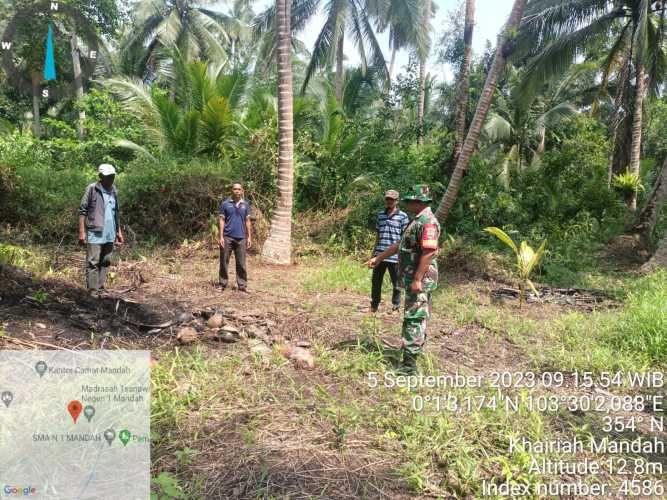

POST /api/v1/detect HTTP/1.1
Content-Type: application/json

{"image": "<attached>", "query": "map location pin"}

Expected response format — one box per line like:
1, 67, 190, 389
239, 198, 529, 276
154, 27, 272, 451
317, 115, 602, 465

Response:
83, 405, 95, 422
119, 429, 131, 446
1, 391, 13, 408
104, 429, 116, 446
35, 361, 47, 377
67, 400, 83, 423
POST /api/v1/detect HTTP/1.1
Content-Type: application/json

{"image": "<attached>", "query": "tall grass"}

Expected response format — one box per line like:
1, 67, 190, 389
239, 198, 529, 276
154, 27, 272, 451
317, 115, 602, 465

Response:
602, 270, 666, 365
536, 270, 667, 372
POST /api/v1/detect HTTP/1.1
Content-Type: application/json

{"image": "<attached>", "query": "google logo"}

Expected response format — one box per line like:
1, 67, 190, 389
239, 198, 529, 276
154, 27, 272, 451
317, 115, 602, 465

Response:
2, 485, 37, 497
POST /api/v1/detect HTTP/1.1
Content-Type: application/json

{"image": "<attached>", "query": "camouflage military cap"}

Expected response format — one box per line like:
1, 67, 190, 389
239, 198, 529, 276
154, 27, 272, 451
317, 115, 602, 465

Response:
402, 184, 432, 202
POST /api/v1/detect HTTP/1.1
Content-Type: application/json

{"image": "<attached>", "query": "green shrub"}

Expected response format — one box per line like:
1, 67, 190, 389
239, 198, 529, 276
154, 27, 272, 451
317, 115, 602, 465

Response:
119, 157, 234, 241
0, 134, 91, 240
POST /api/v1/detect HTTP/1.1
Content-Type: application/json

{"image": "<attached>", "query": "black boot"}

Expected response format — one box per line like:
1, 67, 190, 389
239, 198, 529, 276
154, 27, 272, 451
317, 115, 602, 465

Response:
400, 351, 418, 375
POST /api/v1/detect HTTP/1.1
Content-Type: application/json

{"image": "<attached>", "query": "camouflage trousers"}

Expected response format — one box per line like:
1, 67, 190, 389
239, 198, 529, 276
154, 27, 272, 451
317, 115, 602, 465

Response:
401, 290, 432, 355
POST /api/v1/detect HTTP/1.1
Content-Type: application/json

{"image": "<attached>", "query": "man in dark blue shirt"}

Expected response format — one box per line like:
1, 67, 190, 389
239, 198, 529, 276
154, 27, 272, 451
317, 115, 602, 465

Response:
218, 182, 253, 292
369, 190, 409, 313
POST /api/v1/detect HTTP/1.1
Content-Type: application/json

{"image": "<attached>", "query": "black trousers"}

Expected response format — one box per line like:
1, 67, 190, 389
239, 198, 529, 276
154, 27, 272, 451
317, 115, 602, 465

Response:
371, 260, 401, 310
219, 237, 248, 289
86, 242, 114, 291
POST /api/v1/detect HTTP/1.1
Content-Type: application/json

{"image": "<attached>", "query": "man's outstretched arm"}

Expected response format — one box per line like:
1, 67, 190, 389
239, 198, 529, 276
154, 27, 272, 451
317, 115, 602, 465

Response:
365, 242, 399, 268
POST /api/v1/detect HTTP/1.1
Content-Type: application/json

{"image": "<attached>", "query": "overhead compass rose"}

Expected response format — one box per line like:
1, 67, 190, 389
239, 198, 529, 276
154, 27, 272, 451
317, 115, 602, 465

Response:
1, 1, 100, 100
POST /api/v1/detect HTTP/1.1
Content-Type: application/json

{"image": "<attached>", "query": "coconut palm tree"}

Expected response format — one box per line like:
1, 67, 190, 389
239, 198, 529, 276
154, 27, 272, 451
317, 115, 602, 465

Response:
120, 0, 237, 79
483, 64, 586, 186
630, 155, 667, 248
262, 0, 294, 264
416, 0, 434, 144
300, 0, 389, 103
434, 0, 529, 223
453, 0, 475, 162
367, 0, 426, 85
517, 0, 667, 210
253, 0, 388, 102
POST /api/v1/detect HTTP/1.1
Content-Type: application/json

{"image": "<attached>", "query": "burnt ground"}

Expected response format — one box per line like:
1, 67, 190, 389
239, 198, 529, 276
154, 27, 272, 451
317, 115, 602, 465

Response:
0, 243, 664, 499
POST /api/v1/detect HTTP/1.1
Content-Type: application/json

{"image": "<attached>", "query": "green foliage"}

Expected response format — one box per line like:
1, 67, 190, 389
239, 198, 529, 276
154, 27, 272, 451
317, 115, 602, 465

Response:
118, 157, 234, 241
603, 271, 667, 365
612, 171, 644, 198
644, 98, 667, 162
174, 447, 198, 467
537, 271, 667, 371
151, 472, 186, 500
484, 227, 546, 305
0, 133, 90, 239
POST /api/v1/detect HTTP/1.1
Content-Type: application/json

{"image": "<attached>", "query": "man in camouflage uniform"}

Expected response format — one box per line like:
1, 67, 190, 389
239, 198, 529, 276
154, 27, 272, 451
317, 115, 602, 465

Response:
366, 184, 440, 373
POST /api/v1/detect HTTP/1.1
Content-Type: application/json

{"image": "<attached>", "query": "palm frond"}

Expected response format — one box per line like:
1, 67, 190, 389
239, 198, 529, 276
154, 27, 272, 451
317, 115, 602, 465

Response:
633, 0, 650, 62
349, 0, 389, 82
157, 9, 183, 48
113, 139, 158, 162
174, 110, 201, 155
301, 0, 348, 94
190, 10, 231, 64
102, 77, 164, 149
536, 102, 577, 128
216, 68, 249, 109
484, 113, 513, 142
646, 8, 667, 95
188, 61, 215, 112
521, 0, 617, 48
519, 9, 623, 105
484, 226, 519, 255
200, 96, 233, 153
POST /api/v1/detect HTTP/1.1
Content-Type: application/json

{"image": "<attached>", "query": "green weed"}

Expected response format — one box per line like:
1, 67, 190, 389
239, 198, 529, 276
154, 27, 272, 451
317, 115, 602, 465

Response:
151, 472, 186, 500
174, 447, 198, 467
300, 256, 372, 294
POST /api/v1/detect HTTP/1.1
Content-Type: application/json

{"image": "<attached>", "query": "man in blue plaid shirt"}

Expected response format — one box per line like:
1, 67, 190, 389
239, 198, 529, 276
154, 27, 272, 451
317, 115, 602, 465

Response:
369, 190, 410, 313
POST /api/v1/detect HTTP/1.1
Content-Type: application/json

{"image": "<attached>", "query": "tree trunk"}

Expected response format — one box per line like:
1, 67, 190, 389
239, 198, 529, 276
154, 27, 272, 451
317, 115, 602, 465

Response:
612, 109, 632, 177
417, 58, 426, 145
70, 33, 86, 138
434, 0, 528, 223
388, 45, 396, 86
335, 31, 344, 104
536, 123, 546, 155
417, 0, 432, 145
630, 156, 667, 249
261, 0, 294, 264
453, 0, 475, 163
31, 73, 41, 137
641, 232, 667, 272
628, 61, 646, 211
607, 48, 631, 186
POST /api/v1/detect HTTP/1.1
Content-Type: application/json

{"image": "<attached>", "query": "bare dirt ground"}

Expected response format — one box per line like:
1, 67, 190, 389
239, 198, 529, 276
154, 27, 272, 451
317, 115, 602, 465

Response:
0, 244, 664, 498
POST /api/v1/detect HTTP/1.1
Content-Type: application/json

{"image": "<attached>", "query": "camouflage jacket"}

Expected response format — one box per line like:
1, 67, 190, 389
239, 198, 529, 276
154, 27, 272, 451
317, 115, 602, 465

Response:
397, 207, 440, 291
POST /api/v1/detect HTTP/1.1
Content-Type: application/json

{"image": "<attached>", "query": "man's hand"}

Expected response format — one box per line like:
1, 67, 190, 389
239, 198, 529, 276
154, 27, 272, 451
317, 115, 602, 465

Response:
410, 279, 423, 294
365, 257, 378, 268
116, 232, 124, 246
78, 232, 86, 246
246, 238, 252, 250
219, 237, 225, 248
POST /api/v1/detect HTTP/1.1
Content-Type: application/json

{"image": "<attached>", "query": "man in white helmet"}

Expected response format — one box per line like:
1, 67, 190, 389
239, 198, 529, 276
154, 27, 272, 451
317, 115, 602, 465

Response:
77, 163, 124, 297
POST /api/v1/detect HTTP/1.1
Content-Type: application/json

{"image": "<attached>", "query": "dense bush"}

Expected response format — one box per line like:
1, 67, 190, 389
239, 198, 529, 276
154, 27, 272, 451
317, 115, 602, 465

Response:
118, 158, 235, 242
0, 133, 91, 239
0, 133, 239, 242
